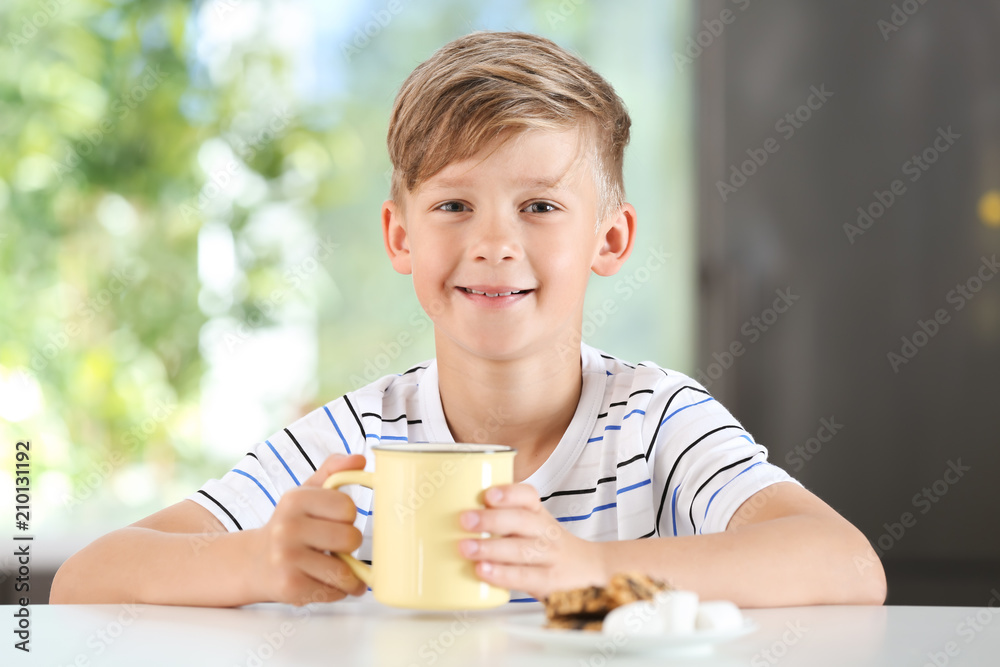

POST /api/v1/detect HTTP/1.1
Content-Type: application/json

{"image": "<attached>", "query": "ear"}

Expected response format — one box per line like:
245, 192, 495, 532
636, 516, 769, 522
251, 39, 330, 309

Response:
591, 203, 637, 277
382, 199, 412, 275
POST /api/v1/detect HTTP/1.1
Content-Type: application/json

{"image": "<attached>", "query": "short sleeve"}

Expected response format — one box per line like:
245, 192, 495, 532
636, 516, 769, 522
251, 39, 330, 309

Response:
644, 378, 801, 537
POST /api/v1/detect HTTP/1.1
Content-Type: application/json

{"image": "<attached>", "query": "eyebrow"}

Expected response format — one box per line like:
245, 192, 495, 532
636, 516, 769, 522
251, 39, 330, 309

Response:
422, 175, 567, 192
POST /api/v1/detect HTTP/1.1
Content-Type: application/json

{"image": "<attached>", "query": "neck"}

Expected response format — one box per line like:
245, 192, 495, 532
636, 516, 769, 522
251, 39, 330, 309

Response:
435, 336, 583, 482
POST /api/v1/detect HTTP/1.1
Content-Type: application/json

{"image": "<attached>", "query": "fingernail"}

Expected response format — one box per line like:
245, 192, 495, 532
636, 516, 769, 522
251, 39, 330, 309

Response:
479, 561, 493, 575
486, 487, 502, 504
461, 539, 479, 556
461, 511, 479, 529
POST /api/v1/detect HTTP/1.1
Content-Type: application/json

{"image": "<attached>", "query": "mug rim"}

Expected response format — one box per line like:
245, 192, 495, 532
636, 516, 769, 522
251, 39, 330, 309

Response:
370, 443, 514, 454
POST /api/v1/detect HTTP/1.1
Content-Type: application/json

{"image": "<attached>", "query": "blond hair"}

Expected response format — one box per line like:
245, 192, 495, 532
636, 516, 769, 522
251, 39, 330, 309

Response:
387, 31, 631, 227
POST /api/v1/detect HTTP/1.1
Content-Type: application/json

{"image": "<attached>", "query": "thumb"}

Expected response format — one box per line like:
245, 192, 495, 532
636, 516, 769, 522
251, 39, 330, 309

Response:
303, 453, 368, 488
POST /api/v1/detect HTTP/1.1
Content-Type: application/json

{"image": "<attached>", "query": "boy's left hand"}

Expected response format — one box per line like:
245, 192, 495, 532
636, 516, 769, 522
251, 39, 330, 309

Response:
458, 483, 606, 599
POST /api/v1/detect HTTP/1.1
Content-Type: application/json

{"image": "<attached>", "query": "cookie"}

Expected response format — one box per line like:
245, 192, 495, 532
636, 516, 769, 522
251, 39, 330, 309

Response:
545, 615, 604, 632
605, 571, 671, 607
544, 585, 613, 619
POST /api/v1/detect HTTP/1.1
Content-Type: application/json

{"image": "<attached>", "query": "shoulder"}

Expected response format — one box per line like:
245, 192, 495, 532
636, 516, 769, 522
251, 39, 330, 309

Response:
582, 343, 711, 409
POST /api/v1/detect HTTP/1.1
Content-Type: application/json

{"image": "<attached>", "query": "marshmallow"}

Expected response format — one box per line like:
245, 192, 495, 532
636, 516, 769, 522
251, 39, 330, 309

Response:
695, 600, 744, 632
602, 601, 665, 636
652, 590, 700, 635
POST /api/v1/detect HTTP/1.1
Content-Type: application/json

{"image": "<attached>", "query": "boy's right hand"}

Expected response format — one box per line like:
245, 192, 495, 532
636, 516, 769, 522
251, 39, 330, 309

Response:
248, 453, 368, 605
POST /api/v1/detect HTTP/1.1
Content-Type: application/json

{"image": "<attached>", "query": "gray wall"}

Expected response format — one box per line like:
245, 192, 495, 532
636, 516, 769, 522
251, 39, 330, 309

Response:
697, 0, 1000, 604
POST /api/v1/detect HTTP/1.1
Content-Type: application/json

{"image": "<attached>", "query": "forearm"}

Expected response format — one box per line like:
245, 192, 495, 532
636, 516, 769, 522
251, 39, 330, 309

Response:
51, 527, 259, 606
599, 515, 886, 607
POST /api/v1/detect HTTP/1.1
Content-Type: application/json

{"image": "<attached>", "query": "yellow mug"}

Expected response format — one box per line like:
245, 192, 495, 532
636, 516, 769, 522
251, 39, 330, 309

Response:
322, 443, 515, 610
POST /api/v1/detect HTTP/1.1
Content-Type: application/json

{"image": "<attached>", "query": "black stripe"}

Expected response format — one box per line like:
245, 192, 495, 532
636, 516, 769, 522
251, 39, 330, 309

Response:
637, 528, 656, 539
609, 400, 627, 408
597, 411, 608, 419
629, 388, 655, 398
361, 559, 372, 566
343, 395, 366, 439
617, 453, 644, 468
654, 424, 743, 536
645, 385, 713, 461
284, 427, 316, 472
401, 365, 427, 375
637, 363, 668, 376
600, 354, 615, 360
246, 452, 259, 460
539, 476, 618, 503
407, 419, 422, 425
198, 490, 243, 531
686, 453, 761, 533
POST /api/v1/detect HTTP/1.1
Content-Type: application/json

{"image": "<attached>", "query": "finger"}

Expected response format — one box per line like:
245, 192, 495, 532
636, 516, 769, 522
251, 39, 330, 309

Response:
303, 454, 368, 488
459, 536, 557, 566
483, 483, 542, 511
461, 507, 548, 537
283, 486, 360, 522
297, 548, 368, 597
473, 561, 553, 598
299, 516, 363, 555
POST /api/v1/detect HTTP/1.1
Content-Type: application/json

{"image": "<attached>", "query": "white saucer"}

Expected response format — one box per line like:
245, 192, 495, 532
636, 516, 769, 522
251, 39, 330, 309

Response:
504, 613, 757, 656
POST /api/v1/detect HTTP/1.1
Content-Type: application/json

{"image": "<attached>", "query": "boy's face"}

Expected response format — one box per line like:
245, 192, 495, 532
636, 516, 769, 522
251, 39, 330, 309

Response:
382, 128, 635, 362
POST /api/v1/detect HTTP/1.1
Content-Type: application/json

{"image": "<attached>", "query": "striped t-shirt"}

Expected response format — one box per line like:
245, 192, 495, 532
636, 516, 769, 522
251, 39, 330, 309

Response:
190, 343, 799, 570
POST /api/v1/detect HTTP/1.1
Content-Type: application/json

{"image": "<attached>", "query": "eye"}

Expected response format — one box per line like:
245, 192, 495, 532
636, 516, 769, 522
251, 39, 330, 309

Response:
524, 201, 557, 214
436, 201, 468, 213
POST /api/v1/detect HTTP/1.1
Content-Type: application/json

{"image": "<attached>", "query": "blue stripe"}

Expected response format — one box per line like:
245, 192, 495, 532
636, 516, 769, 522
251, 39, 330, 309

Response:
587, 436, 604, 443
616, 478, 651, 495
557, 502, 617, 523
265, 440, 301, 486
660, 397, 715, 428
605, 425, 622, 432
671, 485, 679, 536
233, 469, 276, 506
739, 434, 755, 445
323, 406, 351, 454
509, 597, 538, 603
700, 461, 766, 534
622, 409, 645, 420
365, 434, 408, 441
356, 506, 372, 516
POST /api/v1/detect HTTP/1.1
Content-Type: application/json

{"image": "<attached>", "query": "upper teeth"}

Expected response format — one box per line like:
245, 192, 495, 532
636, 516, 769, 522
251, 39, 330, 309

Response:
464, 288, 524, 297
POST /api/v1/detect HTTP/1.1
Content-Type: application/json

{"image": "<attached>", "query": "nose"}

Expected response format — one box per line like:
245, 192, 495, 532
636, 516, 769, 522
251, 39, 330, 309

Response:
468, 211, 524, 264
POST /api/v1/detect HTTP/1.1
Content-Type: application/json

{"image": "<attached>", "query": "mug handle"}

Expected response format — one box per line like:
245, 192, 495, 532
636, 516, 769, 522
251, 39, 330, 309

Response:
322, 470, 375, 587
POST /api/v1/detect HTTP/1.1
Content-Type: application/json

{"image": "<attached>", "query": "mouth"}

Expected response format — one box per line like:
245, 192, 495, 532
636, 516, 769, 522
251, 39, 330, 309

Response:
458, 287, 534, 298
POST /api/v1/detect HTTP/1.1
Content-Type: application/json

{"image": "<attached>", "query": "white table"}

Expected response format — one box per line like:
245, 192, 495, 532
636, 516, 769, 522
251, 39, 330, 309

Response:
6, 595, 1000, 666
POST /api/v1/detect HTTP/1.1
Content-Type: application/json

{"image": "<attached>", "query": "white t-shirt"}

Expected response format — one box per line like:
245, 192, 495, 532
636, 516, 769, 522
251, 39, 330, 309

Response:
190, 343, 799, 600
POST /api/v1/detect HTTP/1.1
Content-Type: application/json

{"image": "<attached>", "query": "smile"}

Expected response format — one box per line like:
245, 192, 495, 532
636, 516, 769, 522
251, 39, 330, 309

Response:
460, 287, 532, 297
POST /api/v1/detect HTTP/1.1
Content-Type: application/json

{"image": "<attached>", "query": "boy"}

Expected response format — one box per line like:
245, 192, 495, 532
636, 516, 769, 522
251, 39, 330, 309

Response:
51, 31, 886, 607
